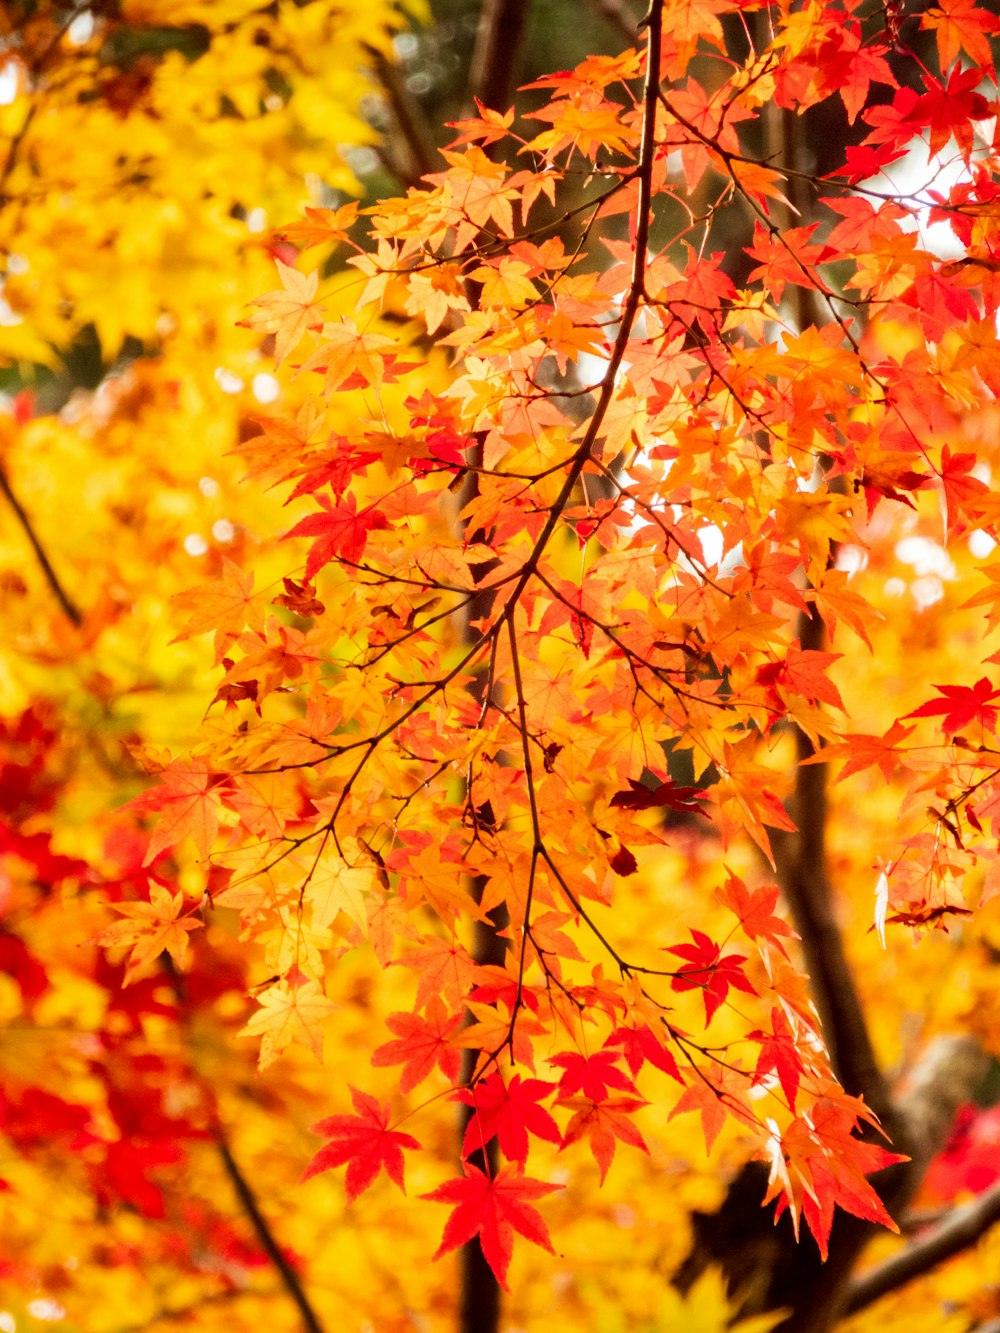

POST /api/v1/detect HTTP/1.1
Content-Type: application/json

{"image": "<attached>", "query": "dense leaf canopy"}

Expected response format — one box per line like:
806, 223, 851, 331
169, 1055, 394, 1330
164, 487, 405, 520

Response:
5, 2, 1000, 1332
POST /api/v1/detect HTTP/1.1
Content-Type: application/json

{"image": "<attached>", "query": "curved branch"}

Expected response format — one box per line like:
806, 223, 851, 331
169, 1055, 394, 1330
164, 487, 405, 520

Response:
846, 1179, 1000, 1315
109, 1287, 264, 1333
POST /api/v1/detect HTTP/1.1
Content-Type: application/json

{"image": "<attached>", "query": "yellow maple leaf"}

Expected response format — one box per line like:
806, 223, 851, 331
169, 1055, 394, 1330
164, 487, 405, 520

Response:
305, 851, 376, 931
239, 977, 336, 1068
243, 259, 325, 366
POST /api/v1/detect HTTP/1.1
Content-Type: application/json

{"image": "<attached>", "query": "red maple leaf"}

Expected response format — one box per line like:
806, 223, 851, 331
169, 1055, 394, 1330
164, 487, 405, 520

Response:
423, 1162, 560, 1289
937, 445, 993, 533
822, 195, 907, 256
604, 1024, 683, 1081
284, 493, 389, 578
905, 676, 1000, 735
755, 645, 844, 711
302, 1087, 420, 1201
666, 929, 757, 1021
748, 1007, 804, 1111
609, 777, 707, 816
560, 1097, 649, 1183
923, 1103, 1000, 1202
913, 65, 994, 158
99, 1138, 183, 1219
370, 997, 463, 1093
458, 1072, 561, 1162
715, 875, 795, 958
549, 1049, 637, 1101
767, 1100, 906, 1258
0, 931, 49, 1002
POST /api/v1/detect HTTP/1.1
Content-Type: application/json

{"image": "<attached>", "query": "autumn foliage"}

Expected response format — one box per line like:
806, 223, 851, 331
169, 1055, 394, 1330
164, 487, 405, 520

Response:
7, 0, 1000, 1330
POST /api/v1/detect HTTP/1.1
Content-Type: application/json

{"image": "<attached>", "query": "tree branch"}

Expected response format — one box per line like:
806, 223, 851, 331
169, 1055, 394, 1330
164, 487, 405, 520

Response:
590, 0, 644, 43
363, 42, 437, 185
469, 0, 531, 113
759, 63, 891, 1123
770, 603, 893, 1124
212, 1123, 328, 1333
846, 1177, 1000, 1314
164, 959, 327, 1333
0, 465, 82, 626
109, 1287, 264, 1333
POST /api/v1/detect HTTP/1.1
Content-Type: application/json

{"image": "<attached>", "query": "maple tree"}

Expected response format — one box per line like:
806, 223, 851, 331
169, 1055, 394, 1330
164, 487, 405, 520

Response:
8, 1, 1000, 1332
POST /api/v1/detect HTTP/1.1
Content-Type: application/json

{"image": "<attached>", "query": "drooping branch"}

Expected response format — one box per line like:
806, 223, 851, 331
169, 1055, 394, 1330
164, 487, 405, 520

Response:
109, 1287, 264, 1333
846, 1176, 1000, 1314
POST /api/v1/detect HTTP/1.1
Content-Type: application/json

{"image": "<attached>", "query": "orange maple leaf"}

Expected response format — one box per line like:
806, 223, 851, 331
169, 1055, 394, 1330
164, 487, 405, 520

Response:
239, 977, 336, 1068
99, 883, 202, 985
810, 719, 915, 782
922, 0, 1000, 71
277, 201, 359, 251
764, 1099, 905, 1258
171, 558, 264, 666
560, 1097, 649, 1183
715, 875, 795, 958
126, 757, 230, 864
